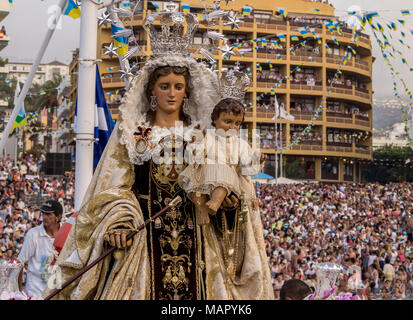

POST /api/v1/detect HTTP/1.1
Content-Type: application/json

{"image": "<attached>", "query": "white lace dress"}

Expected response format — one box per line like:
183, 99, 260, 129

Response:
178, 128, 260, 198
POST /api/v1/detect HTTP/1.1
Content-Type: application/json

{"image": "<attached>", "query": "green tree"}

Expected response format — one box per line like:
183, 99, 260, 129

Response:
363, 145, 413, 183
25, 76, 62, 114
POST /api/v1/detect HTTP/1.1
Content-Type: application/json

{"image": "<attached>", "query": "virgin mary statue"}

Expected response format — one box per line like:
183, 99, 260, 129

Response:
45, 11, 273, 300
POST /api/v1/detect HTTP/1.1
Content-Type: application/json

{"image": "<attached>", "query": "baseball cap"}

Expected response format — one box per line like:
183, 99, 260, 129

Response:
39, 200, 63, 216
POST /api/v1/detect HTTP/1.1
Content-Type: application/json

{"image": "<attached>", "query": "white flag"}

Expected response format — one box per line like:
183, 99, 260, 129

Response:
281, 107, 295, 121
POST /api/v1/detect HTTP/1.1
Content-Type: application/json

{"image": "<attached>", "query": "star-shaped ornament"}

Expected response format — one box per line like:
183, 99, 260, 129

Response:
104, 42, 121, 58
224, 11, 242, 30
220, 43, 235, 60
98, 12, 112, 27
120, 67, 134, 80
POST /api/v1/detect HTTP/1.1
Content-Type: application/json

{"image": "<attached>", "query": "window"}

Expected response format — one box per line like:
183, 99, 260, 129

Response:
327, 100, 340, 111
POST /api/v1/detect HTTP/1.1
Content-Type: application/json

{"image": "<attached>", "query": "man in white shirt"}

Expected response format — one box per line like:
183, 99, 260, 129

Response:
18, 200, 63, 298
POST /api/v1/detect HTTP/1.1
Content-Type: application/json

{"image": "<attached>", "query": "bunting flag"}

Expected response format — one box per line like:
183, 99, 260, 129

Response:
298, 27, 309, 37
278, 8, 287, 18
312, 9, 320, 13
277, 34, 286, 42
242, 6, 251, 16
291, 34, 299, 41
332, 37, 339, 45
64, 0, 81, 19
152, 2, 160, 12
122, 0, 131, 10
197, 13, 207, 21
11, 83, 27, 134
377, 23, 384, 32
8, 0, 12, 5
401, 10, 411, 16
111, 24, 129, 56
182, 3, 190, 13
365, 12, 378, 24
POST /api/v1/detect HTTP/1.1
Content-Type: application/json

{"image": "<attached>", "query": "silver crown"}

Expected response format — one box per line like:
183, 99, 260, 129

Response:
219, 64, 251, 102
143, 11, 199, 57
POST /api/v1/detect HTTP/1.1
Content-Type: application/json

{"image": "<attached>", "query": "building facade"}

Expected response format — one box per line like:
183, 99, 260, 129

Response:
5, 60, 69, 86
96, 0, 373, 183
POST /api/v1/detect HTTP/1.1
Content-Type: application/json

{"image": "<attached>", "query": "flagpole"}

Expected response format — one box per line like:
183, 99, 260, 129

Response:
74, 0, 99, 211
0, 0, 69, 156
280, 101, 283, 178
274, 99, 278, 185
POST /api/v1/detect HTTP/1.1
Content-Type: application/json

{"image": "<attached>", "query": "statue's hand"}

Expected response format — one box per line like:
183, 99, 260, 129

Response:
104, 229, 133, 249
221, 194, 239, 210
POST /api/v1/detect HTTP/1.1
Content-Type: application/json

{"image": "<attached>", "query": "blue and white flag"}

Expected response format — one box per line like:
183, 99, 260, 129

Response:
74, 66, 115, 167
94, 66, 115, 167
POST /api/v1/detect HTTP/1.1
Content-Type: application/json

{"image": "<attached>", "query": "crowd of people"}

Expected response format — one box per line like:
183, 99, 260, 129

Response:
257, 182, 413, 300
0, 155, 74, 261
1, 154, 413, 300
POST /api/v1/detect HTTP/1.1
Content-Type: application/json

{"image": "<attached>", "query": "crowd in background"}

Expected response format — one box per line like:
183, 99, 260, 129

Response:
1, 154, 413, 300
0, 155, 74, 261
257, 182, 413, 300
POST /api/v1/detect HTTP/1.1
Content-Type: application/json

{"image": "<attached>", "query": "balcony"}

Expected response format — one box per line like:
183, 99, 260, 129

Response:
355, 144, 371, 155
256, 78, 286, 89
326, 142, 353, 153
290, 110, 323, 121
255, 110, 276, 119
291, 50, 322, 63
354, 87, 370, 100
326, 54, 345, 65
291, 140, 323, 152
290, 80, 323, 92
0, 34, 9, 51
326, 111, 353, 125
256, 48, 286, 60
354, 114, 370, 128
354, 59, 370, 72
188, 44, 220, 56
256, 18, 287, 32
237, 17, 254, 29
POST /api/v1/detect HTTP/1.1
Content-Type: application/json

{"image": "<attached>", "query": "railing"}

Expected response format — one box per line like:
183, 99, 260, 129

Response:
291, 144, 323, 152
344, 174, 354, 181
354, 87, 370, 100
102, 76, 122, 84
256, 49, 286, 60
256, 111, 276, 119
321, 173, 339, 180
256, 18, 287, 31
290, 82, 323, 91
326, 55, 345, 65
328, 85, 353, 96
290, 110, 323, 121
290, 54, 322, 63
256, 81, 286, 90
261, 139, 287, 150
355, 145, 371, 155
326, 112, 353, 124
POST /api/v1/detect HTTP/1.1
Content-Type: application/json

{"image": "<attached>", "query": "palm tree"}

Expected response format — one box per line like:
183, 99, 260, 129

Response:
25, 76, 62, 114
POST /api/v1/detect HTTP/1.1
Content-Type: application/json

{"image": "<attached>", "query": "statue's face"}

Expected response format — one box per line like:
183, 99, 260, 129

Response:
213, 111, 243, 132
152, 73, 186, 116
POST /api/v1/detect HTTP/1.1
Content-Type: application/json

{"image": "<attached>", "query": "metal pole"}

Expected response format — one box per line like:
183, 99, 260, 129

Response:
274, 102, 278, 184
280, 106, 283, 178
74, 0, 99, 210
0, 0, 69, 155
